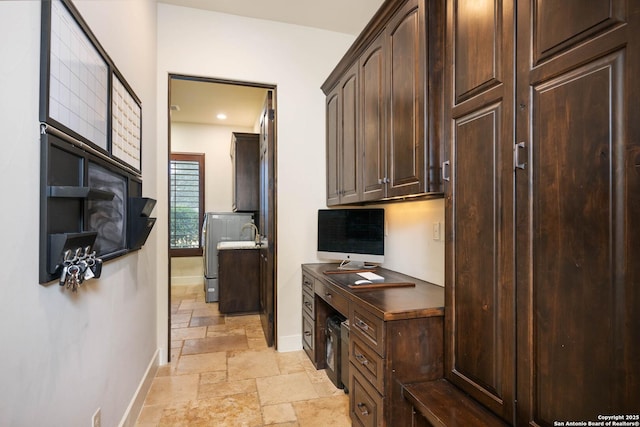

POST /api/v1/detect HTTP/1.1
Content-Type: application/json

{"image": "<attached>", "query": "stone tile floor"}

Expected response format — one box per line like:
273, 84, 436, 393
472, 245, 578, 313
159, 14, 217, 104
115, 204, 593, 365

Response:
135, 284, 350, 427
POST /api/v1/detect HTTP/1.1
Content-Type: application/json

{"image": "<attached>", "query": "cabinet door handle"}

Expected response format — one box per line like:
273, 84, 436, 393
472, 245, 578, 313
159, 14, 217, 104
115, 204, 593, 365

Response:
442, 160, 451, 182
514, 141, 527, 170
357, 402, 370, 416
355, 352, 369, 366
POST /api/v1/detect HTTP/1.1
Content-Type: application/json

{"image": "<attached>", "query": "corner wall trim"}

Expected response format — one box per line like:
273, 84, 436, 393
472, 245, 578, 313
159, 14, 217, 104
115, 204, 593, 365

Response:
118, 348, 160, 427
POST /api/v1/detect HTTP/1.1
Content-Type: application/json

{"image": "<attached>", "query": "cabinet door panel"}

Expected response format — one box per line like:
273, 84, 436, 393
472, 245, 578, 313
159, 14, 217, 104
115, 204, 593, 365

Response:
533, 0, 625, 63
453, 0, 501, 103
449, 104, 513, 413
340, 65, 360, 204
387, 0, 425, 197
360, 36, 386, 201
531, 54, 620, 425
326, 90, 340, 206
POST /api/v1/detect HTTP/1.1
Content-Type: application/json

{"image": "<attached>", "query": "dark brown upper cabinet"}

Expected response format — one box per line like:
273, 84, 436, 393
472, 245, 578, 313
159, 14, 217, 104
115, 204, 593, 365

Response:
231, 132, 259, 212
322, 0, 444, 206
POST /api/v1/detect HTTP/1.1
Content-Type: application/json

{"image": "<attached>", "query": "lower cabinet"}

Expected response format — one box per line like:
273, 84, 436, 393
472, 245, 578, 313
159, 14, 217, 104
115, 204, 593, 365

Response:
302, 264, 444, 427
218, 249, 259, 314
349, 300, 444, 426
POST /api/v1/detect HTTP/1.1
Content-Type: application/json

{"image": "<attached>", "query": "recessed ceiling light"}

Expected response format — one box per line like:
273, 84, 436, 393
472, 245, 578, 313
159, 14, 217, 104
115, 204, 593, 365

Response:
217, 113, 227, 120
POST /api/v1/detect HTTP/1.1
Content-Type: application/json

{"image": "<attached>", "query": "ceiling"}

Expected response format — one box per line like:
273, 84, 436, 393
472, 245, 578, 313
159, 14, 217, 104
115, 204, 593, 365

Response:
157, 0, 384, 35
164, 0, 384, 127
170, 79, 269, 128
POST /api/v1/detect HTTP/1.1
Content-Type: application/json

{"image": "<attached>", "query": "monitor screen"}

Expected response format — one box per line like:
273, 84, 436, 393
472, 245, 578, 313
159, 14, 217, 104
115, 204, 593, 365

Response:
317, 208, 385, 269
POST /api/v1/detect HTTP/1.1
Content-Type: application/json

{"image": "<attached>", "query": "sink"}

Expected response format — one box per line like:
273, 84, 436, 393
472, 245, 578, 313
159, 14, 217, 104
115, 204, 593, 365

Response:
217, 241, 259, 250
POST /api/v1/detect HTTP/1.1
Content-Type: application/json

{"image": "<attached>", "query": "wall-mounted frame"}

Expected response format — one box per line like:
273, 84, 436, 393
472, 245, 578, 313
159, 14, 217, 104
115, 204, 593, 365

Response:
39, 0, 143, 174
38, 0, 152, 284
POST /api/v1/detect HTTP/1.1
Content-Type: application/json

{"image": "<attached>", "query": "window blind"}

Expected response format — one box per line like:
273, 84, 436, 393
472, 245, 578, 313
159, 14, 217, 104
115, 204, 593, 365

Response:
170, 157, 202, 250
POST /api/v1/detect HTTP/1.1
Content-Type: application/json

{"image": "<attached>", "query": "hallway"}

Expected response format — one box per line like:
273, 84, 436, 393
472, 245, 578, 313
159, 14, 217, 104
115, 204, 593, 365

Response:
135, 284, 350, 426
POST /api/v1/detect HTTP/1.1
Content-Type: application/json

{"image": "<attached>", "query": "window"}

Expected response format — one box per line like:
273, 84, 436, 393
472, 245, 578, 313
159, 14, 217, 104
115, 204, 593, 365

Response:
170, 153, 204, 256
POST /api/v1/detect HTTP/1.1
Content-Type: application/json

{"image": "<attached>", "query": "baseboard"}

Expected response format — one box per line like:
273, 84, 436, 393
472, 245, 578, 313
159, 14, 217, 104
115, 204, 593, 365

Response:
118, 348, 160, 427
277, 333, 302, 352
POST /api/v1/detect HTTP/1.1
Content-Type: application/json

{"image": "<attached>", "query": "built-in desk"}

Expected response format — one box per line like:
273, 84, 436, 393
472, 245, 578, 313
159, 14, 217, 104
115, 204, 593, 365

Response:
301, 263, 445, 427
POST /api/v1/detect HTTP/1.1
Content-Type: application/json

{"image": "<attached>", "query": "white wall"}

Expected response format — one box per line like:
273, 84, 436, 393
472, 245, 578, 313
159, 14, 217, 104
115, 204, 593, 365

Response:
157, 4, 445, 353
172, 122, 254, 212
0, 1, 158, 426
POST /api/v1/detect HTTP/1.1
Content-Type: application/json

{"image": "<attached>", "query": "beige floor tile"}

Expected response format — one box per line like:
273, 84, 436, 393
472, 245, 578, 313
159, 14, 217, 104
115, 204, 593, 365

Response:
182, 335, 249, 354
276, 351, 307, 374
228, 348, 281, 381
200, 370, 227, 385
256, 372, 320, 406
198, 378, 257, 399
171, 312, 192, 324
171, 326, 207, 341
175, 351, 227, 375
144, 374, 199, 406
158, 393, 263, 427
136, 403, 166, 424
262, 403, 297, 425
207, 325, 246, 337
190, 315, 225, 327
292, 395, 350, 427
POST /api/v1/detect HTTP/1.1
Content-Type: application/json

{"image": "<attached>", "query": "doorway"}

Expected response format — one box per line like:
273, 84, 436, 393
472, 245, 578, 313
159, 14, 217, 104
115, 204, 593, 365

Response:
167, 74, 277, 355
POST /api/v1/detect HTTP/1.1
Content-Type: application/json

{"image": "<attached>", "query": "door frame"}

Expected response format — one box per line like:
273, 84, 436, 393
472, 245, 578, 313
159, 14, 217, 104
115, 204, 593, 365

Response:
167, 73, 278, 357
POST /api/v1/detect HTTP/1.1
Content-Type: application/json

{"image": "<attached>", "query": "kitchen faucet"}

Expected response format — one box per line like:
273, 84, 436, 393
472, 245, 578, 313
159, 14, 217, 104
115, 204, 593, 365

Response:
242, 222, 261, 245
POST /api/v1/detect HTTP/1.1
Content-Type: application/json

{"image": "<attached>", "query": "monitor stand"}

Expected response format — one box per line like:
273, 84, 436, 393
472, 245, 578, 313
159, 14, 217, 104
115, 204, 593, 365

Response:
338, 259, 376, 270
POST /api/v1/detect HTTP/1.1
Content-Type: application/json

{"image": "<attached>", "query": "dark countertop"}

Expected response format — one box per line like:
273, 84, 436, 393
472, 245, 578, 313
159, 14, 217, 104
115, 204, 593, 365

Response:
302, 263, 444, 321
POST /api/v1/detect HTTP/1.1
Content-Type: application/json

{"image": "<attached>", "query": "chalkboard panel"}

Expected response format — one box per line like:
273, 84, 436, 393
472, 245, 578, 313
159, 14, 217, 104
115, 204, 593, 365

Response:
87, 162, 127, 257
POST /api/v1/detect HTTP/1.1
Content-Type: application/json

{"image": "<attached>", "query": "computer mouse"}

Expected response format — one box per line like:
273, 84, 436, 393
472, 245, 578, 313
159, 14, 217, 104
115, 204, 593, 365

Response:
354, 279, 372, 285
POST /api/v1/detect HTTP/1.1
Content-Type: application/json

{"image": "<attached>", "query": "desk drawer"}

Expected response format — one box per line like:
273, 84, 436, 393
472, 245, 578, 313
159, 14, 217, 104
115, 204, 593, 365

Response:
302, 312, 314, 353
350, 367, 384, 427
350, 335, 385, 394
302, 272, 315, 295
351, 304, 385, 357
302, 290, 315, 317
315, 280, 349, 317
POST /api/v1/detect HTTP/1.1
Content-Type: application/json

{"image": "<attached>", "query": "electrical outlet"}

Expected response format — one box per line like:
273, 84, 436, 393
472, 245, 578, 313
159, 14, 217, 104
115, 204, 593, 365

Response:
92, 408, 101, 427
432, 222, 441, 241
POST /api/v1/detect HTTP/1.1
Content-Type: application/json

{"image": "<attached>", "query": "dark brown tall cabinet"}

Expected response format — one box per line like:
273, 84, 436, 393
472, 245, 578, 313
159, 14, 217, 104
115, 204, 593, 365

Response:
323, 0, 443, 206
444, 0, 640, 424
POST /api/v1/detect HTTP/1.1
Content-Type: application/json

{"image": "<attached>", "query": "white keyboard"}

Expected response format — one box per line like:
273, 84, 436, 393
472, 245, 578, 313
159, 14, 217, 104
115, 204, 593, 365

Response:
357, 272, 384, 281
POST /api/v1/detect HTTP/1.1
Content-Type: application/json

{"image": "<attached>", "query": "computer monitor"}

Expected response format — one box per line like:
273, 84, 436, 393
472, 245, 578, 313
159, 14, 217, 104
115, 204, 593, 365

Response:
317, 208, 385, 270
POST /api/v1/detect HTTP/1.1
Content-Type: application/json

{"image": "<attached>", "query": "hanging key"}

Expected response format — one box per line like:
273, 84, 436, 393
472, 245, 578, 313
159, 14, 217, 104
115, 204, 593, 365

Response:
59, 250, 72, 287
66, 265, 80, 292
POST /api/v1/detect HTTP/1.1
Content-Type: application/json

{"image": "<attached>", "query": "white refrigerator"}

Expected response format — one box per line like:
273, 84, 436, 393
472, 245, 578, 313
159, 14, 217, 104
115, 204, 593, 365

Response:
201, 212, 254, 302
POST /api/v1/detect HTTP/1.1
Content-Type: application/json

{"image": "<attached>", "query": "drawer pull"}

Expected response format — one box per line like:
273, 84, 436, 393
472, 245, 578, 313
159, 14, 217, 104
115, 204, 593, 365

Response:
304, 331, 312, 337
304, 301, 312, 309
325, 292, 332, 299
355, 352, 369, 366
356, 319, 369, 331
357, 402, 370, 416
